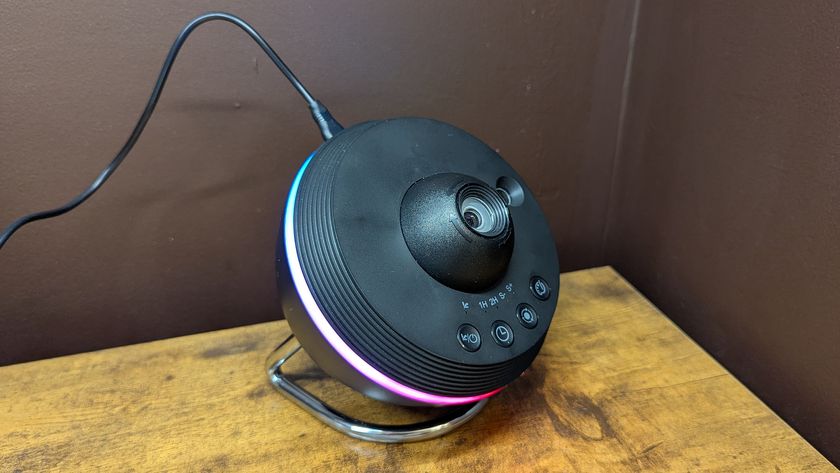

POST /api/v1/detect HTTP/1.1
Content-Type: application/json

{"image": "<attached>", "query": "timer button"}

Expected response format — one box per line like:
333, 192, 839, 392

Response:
491, 321, 514, 347
530, 276, 551, 301
457, 324, 481, 352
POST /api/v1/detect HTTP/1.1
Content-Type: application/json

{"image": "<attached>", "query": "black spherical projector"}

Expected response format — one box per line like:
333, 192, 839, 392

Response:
277, 117, 559, 407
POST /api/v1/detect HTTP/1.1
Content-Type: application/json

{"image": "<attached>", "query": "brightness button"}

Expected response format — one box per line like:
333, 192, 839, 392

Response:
516, 303, 538, 329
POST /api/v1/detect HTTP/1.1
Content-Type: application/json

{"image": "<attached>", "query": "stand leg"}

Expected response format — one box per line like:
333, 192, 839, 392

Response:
265, 334, 488, 443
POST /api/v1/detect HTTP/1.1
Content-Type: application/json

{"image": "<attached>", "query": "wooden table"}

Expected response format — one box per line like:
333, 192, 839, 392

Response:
0, 267, 833, 472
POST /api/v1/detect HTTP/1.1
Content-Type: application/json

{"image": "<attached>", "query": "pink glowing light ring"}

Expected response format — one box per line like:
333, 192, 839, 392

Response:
284, 154, 503, 405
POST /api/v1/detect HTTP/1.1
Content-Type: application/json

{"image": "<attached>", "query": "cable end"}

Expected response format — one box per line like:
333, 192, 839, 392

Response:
310, 101, 343, 141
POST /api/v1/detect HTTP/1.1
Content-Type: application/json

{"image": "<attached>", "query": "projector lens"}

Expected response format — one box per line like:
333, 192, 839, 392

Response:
458, 184, 509, 237
463, 209, 482, 229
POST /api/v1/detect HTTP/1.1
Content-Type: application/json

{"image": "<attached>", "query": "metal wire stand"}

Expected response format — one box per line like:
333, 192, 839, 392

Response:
265, 334, 488, 443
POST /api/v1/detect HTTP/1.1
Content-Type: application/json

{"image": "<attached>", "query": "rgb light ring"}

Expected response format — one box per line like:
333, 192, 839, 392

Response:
283, 154, 503, 405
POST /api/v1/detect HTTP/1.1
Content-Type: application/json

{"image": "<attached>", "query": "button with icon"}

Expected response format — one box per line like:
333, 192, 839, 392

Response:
516, 303, 538, 329
457, 324, 481, 352
530, 276, 551, 301
491, 321, 514, 347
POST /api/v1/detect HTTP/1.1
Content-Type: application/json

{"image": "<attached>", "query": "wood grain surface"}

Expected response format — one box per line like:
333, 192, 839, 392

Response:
0, 267, 833, 472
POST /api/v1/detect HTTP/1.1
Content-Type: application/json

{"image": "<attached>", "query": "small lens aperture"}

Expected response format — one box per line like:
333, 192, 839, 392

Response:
458, 183, 510, 237
463, 209, 482, 229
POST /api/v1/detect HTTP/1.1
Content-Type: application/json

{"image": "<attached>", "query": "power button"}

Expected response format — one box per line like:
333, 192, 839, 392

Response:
457, 324, 481, 352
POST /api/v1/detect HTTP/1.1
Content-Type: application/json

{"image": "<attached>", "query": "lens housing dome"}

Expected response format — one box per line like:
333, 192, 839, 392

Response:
400, 173, 514, 293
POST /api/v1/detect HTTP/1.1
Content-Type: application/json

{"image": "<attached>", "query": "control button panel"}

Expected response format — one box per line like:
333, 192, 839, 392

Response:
530, 275, 551, 301
457, 324, 481, 352
491, 321, 514, 347
516, 303, 538, 329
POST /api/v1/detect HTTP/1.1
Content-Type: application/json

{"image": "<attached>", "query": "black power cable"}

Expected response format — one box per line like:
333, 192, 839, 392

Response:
0, 11, 342, 251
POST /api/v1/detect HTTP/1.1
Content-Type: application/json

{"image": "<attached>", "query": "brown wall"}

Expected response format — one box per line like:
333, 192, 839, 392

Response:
0, 2, 635, 364
606, 1, 840, 463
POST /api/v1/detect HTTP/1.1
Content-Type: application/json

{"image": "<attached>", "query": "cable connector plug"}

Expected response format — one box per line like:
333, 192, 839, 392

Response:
309, 101, 343, 141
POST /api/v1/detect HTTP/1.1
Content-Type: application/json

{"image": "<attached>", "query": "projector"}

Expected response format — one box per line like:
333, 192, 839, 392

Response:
0, 12, 560, 440
279, 117, 559, 407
